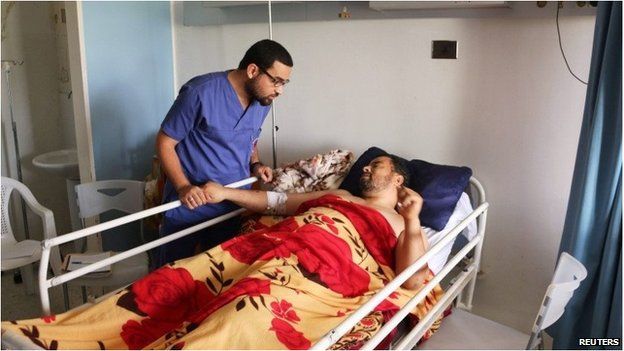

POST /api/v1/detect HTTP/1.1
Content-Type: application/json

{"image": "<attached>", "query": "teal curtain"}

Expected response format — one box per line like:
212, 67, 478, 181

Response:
550, 2, 622, 349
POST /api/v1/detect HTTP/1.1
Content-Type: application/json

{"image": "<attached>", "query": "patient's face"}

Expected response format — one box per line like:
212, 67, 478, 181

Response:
246, 61, 292, 106
359, 156, 395, 194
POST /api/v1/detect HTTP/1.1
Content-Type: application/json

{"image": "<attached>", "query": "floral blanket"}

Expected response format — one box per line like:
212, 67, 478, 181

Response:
2, 196, 444, 350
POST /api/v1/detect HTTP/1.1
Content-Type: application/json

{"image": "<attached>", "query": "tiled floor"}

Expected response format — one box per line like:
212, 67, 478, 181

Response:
1, 266, 96, 321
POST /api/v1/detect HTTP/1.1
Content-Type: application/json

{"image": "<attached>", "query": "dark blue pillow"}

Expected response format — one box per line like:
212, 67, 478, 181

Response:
339, 147, 388, 196
339, 147, 472, 231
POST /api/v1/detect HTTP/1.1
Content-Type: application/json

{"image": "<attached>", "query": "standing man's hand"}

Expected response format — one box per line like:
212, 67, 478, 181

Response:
251, 162, 273, 183
177, 184, 208, 210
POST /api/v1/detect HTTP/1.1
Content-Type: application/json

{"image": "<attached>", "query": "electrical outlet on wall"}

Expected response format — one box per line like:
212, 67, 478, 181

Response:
432, 40, 458, 59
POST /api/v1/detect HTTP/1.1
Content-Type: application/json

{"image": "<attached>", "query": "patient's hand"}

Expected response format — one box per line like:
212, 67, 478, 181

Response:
202, 182, 227, 203
397, 187, 423, 222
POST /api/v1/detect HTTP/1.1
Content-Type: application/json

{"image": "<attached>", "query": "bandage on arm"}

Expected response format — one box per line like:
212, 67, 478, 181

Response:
266, 191, 288, 215
224, 188, 340, 216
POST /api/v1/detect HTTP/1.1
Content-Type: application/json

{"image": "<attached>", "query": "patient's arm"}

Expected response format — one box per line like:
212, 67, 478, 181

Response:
202, 182, 349, 216
394, 187, 430, 290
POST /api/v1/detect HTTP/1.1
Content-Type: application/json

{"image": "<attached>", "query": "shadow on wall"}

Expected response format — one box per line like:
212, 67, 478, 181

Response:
89, 83, 161, 182
88, 82, 162, 252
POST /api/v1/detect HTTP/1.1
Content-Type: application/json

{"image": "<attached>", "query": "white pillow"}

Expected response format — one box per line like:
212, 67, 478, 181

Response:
422, 192, 477, 275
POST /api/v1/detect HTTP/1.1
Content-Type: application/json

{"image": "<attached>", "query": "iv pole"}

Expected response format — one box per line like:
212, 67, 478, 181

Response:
267, 0, 278, 169
2, 59, 30, 240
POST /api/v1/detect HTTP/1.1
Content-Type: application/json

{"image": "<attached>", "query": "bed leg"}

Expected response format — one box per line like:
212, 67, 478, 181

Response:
464, 277, 476, 310
81, 286, 88, 303
455, 291, 464, 308
63, 284, 70, 311
463, 229, 485, 310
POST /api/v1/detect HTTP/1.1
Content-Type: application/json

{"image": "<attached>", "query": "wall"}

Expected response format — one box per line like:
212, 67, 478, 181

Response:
82, 1, 174, 181
172, 2, 595, 332
81, 1, 174, 250
1, 2, 75, 237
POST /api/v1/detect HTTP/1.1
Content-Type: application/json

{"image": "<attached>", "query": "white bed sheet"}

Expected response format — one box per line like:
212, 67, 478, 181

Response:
423, 192, 477, 274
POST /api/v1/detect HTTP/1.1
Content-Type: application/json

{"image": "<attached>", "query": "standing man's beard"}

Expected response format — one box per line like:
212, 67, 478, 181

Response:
359, 174, 392, 194
245, 79, 275, 106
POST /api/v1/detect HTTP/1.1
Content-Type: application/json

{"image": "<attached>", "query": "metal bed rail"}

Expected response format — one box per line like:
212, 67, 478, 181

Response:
38, 177, 258, 315
33, 175, 488, 351
391, 178, 489, 350
392, 261, 478, 350
312, 177, 488, 350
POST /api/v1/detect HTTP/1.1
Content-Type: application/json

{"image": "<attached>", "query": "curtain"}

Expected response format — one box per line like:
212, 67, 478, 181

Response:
550, 2, 622, 349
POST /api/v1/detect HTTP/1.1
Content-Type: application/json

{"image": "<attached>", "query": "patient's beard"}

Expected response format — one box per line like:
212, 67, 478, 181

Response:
359, 174, 392, 195
245, 79, 274, 106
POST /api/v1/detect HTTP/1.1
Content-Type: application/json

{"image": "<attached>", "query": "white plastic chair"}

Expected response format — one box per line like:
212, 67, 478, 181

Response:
525, 252, 588, 349
1, 177, 63, 296
419, 252, 587, 350
68, 180, 149, 302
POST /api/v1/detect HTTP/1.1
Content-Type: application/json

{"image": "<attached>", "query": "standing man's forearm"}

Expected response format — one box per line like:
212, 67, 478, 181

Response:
157, 130, 208, 209
156, 130, 191, 191
249, 144, 273, 183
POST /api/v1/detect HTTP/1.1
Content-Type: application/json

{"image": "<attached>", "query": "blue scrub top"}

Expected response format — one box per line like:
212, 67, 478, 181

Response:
161, 71, 270, 228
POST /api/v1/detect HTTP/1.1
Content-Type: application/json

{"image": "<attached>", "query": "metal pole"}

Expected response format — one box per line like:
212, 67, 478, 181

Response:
39, 176, 258, 314
267, 0, 278, 168
462, 177, 488, 310
3, 60, 30, 240
267, 0, 273, 39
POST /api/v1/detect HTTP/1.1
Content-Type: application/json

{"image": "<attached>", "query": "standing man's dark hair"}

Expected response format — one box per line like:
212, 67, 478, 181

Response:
238, 39, 294, 70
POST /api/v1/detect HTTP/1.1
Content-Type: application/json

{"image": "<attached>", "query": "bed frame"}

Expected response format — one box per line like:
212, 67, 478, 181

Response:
1, 176, 488, 350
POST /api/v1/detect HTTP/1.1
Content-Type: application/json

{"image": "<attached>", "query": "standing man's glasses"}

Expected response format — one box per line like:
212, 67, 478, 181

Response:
259, 67, 290, 87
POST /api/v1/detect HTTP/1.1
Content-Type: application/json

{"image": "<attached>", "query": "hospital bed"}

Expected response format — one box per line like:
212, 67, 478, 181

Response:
1, 170, 489, 349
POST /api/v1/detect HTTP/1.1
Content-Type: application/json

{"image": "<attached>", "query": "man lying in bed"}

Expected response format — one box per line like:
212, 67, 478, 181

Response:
204, 154, 430, 290
2, 155, 443, 350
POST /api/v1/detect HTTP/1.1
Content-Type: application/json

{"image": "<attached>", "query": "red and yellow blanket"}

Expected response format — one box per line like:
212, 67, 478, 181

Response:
2, 195, 444, 349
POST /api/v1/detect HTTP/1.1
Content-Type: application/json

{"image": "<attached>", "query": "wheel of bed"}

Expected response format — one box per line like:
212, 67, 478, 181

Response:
1, 148, 489, 350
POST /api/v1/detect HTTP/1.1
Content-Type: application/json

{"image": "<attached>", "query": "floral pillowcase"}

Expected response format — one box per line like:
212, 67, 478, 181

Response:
267, 149, 354, 193
241, 149, 354, 234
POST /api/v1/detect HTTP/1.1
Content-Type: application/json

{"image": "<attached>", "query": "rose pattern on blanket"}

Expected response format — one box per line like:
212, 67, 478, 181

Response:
132, 267, 212, 321
10, 324, 59, 350
270, 300, 300, 323
40, 315, 56, 324
269, 318, 311, 349
117, 266, 213, 349
121, 318, 180, 350
328, 312, 386, 350
1, 195, 446, 350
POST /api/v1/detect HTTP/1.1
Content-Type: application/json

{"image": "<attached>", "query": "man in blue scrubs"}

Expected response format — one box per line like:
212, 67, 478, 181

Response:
155, 39, 293, 266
